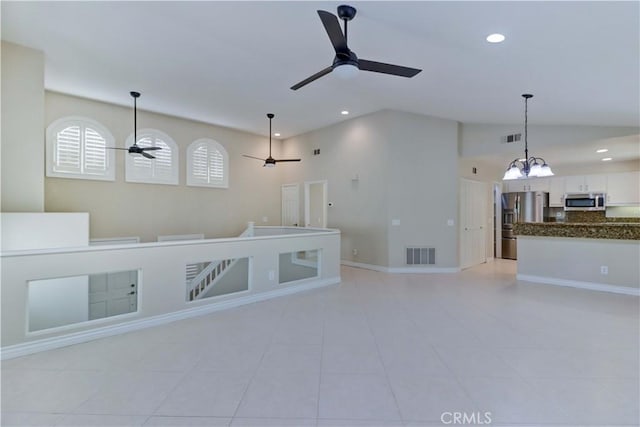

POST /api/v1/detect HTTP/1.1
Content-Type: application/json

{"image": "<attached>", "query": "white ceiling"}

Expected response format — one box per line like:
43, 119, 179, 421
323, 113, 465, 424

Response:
2, 1, 639, 154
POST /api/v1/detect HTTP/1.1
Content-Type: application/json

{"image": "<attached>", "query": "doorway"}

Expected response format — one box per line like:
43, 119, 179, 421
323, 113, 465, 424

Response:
304, 180, 327, 228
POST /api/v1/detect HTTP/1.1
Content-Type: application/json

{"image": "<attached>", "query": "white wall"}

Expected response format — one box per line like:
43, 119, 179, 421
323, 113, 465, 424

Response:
459, 123, 640, 182
385, 111, 459, 269
1, 42, 45, 212
45, 92, 283, 242
282, 110, 460, 269
282, 112, 391, 266
460, 123, 638, 158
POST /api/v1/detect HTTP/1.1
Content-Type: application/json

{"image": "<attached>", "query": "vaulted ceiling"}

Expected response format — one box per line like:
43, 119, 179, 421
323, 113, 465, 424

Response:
2, 1, 639, 147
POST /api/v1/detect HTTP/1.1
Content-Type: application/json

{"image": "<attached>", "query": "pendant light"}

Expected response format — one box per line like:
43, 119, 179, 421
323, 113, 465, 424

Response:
503, 94, 553, 180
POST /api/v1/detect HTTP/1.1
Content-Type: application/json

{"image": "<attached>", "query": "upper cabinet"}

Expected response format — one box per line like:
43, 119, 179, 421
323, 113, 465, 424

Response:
606, 171, 640, 206
564, 174, 607, 193
501, 171, 639, 207
548, 176, 565, 207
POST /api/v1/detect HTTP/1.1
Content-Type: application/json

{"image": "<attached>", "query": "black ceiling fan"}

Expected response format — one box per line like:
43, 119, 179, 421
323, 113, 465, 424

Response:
243, 113, 301, 167
290, 4, 422, 90
108, 91, 162, 159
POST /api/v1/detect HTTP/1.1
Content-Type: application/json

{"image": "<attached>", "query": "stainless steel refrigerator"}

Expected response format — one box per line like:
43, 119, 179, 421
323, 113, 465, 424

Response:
501, 191, 549, 260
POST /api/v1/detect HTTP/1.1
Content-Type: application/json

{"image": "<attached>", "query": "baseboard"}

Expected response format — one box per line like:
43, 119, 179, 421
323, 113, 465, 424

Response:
387, 267, 461, 273
516, 274, 640, 296
340, 260, 390, 272
341, 260, 460, 274
0, 277, 340, 360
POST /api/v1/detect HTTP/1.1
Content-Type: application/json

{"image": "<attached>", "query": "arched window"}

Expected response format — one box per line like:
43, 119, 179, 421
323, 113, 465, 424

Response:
187, 138, 229, 188
125, 129, 179, 185
46, 117, 115, 181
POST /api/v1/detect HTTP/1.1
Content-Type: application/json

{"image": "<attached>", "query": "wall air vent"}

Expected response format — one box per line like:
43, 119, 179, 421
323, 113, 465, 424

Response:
501, 133, 522, 144
406, 247, 436, 265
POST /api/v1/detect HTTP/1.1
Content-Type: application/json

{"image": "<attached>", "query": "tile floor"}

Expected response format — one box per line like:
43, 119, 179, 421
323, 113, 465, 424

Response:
1, 261, 638, 426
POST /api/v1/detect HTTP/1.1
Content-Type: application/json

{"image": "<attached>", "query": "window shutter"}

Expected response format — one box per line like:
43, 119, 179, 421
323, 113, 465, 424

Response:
47, 118, 115, 181
209, 149, 224, 184
186, 139, 228, 188
191, 144, 209, 184
125, 130, 179, 185
54, 126, 82, 173
152, 140, 173, 181
83, 127, 107, 174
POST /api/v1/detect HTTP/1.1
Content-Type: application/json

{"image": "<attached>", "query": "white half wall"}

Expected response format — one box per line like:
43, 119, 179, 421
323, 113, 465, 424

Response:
517, 236, 640, 293
1, 212, 89, 251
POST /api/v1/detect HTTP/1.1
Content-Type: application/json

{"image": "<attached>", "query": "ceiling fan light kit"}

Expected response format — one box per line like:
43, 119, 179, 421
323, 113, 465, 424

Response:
290, 4, 422, 90
503, 94, 554, 180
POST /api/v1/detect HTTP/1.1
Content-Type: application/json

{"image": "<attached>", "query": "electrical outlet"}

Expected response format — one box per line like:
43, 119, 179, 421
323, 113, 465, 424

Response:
262, 216, 268, 223
352, 249, 358, 256
268, 270, 275, 280
600, 265, 608, 275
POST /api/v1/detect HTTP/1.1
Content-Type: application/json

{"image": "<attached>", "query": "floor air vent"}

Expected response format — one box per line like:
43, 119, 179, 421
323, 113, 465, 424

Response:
406, 247, 436, 265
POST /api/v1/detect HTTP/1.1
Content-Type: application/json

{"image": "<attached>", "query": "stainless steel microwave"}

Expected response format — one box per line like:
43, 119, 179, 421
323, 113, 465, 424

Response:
564, 192, 606, 211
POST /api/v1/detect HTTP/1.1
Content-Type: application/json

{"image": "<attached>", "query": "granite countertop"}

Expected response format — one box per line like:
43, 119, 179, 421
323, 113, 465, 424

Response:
514, 222, 640, 240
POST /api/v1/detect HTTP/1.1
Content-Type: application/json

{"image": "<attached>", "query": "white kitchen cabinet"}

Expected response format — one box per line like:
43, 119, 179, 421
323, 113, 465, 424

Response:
606, 171, 640, 205
564, 174, 607, 193
548, 176, 565, 207
504, 178, 549, 193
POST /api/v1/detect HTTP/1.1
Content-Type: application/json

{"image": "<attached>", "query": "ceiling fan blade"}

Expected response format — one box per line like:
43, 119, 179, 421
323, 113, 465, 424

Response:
318, 10, 347, 53
358, 59, 422, 78
290, 66, 333, 90
141, 152, 156, 159
140, 146, 162, 151
243, 154, 266, 161
274, 158, 301, 163
106, 147, 130, 150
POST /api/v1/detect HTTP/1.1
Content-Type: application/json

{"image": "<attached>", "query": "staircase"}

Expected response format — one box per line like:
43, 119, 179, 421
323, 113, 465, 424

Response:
185, 223, 254, 301
187, 258, 237, 301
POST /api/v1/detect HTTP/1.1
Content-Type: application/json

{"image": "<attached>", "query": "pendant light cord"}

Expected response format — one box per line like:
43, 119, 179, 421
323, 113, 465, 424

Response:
134, 95, 137, 146
269, 116, 272, 157
524, 94, 529, 163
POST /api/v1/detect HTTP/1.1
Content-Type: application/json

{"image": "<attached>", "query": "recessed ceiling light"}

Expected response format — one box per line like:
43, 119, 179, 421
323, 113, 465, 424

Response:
486, 33, 505, 43
341, 110, 349, 115
274, 133, 281, 137
601, 157, 612, 161
596, 148, 608, 153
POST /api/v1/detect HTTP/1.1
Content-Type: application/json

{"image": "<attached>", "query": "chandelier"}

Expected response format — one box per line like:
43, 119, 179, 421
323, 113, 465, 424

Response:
503, 94, 553, 180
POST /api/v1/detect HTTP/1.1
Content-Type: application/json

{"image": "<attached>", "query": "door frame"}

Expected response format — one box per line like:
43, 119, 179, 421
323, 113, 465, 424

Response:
304, 180, 328, 228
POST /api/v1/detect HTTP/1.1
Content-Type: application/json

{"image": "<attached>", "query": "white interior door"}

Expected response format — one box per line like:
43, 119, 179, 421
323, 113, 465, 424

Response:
460, 179, 488, 269
281, 183, 300, 226
304, 180, 327, 228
